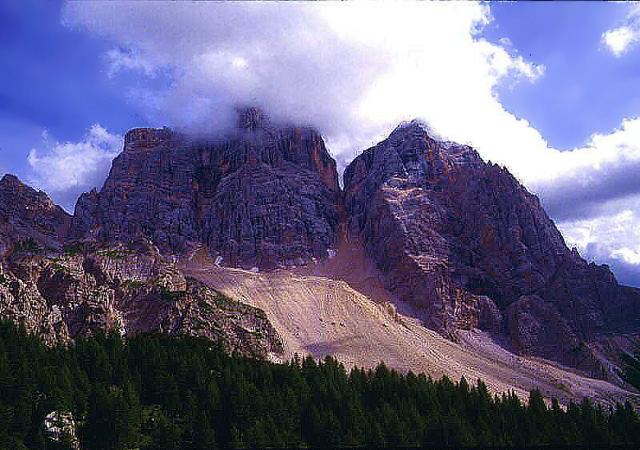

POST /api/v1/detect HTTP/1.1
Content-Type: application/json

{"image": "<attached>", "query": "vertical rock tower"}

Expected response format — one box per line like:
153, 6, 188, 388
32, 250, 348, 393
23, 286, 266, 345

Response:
72, 108, 341, 269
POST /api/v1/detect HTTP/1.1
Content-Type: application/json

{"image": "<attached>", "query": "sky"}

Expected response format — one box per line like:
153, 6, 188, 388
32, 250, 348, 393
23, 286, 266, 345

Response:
2, 1, 640, 286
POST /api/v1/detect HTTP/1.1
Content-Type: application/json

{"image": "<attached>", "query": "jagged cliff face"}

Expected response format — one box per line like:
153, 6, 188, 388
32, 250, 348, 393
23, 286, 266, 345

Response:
72, 108, 340, 269
343, 121, 640, 371
0, 174, 70, 257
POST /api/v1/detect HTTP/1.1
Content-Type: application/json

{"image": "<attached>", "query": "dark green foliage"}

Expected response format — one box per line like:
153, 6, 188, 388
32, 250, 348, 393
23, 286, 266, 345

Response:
120, 280, 145, 290
0, 320, 639, 449
158, 286, 186, 303
62, 243, 83, 256
622, 350, 640, 391
96, 249, 133, 259
14, 238, 42, 254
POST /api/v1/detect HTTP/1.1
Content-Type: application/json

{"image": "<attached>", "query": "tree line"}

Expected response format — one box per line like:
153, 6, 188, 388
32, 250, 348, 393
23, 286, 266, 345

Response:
0, 320, 639, 448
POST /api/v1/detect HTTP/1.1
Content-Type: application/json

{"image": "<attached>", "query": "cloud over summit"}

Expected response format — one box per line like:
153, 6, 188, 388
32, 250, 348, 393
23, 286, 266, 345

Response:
56, 2, 640, 285
63, 2, 385, 138
62, 2, 543, 158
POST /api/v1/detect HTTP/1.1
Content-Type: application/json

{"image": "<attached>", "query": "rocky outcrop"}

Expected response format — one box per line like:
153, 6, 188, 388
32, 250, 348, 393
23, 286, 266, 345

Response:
0, 174, 70, 257
71, 108, 340, 269
505, 295, 601, 374
0, 239, 283, 358
344, 121, 640, 371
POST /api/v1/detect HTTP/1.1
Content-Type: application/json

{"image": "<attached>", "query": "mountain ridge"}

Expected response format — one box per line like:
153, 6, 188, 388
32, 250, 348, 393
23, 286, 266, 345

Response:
1, 109, 639, 402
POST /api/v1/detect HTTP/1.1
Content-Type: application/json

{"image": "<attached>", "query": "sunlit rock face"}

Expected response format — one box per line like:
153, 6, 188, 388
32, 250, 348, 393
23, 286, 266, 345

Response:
71, 108, 341, 269
344, 121, 640, 372
0, 174, 70, 257
0, 238, 283, 358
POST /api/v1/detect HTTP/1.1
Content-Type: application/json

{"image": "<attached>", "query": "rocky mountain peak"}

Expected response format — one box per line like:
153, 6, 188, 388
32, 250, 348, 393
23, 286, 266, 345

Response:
237, 106, 270, 131
344, 120, 483, 210
0, 174, 66, 216
1, 173, 21, 186
124, 127, 173, 152
345, 124, 640, 375
72, 110, 341, 269
388, 118, 430, 138
388, 120, 482, 167
1, 173, 40, 196
0, 174, 70, 256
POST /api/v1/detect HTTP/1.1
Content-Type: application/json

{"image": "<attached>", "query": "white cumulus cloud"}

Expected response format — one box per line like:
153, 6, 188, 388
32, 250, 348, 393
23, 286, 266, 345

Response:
529, 118, 640, 218
558, 205, 640, 285
27, 124, 122, 211
61, 2, 544, 159
602, 4, 640, 57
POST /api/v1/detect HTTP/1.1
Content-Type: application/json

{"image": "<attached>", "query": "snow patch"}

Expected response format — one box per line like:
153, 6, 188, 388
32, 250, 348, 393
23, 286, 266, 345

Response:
250, 266, 259, 273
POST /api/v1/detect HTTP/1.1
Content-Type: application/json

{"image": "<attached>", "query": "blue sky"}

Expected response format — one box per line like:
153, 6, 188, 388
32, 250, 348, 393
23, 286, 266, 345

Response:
487, 2, 640, 150
2, 1, 640, 286
0, 1, 150, 176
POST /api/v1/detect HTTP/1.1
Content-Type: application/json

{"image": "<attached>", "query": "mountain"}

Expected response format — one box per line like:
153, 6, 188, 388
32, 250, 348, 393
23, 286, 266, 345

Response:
343, 121, 640, 374
1, 109, 640, 405
0, 174, 70, 257
71, 107, 341, 269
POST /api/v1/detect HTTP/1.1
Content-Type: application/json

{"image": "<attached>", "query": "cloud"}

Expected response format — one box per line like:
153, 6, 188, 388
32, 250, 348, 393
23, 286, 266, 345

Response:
61, 2, 543, 152
558, 206, 640, 286
530, 118, 640, 220
27, 124, 122, 211
60, 2, 640, 285
105, 48, 156, 78
62, 1, 387, 137
602, 4, 640, 56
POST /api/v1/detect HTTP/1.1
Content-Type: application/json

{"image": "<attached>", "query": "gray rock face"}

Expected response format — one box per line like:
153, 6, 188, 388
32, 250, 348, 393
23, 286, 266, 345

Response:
344, 122, 501, 335
0, 239, 283, 357
72, 108, 340, 269
0, 174, 283, 357
71, 127, 199, 252
344, 121, 640, 371
477, 295, 503, 334
0, 174, 70, 257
